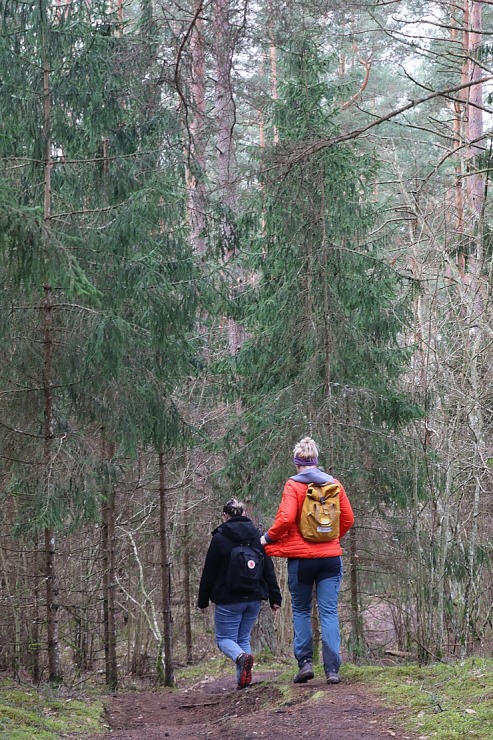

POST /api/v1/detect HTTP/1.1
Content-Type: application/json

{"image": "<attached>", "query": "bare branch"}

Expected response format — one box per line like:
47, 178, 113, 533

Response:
284, 75, 493, 166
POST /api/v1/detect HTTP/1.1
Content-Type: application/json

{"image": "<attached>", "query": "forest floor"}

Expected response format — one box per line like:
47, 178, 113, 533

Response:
68, 667, 416, 740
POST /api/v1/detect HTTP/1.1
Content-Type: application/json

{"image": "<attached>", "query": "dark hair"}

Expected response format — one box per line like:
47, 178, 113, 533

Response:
223, 498, 245, 517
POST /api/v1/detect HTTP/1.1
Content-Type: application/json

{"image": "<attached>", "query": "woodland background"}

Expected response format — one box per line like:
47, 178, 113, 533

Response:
0, 0, 492, 690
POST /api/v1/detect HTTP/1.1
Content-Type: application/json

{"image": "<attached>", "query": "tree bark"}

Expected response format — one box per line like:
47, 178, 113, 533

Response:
348, 527, 364, 659
458, 0, 486, 657
213, 0, 246, 357
31, 541, 41, 683
42, 26, 62, 682
186, 0, 207, 259
159, 451, 174, 686
320, 175, 334, 470
183, 511, 193, 665
43, 283, 60, 684
102, 435, 118, 691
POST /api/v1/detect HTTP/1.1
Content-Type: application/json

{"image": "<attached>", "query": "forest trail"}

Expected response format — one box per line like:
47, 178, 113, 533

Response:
72, 670, 416, 740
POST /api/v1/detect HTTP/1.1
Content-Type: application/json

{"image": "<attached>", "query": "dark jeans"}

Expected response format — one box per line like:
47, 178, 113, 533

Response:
287, 556, 342, 675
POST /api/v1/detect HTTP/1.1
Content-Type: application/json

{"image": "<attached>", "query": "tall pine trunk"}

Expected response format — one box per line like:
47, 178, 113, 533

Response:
213, 0, 245, 356
459, 0, 486, 656
186, 0, 207, 259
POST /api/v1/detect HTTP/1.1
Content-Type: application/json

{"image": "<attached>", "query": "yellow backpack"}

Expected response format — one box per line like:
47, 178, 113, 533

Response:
298, 482, 341, 542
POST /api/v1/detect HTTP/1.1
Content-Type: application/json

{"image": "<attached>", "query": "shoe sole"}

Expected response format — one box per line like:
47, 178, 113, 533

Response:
326, 676, 341, 684
293, 671, 314, 684
238, 654, 254, 688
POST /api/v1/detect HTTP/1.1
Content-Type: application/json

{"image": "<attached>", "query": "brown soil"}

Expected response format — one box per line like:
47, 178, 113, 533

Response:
69, 668, 416, 740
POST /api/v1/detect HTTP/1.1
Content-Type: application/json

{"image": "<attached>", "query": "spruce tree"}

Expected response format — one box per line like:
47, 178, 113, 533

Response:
228, 34, 422, 653
0, 0, 201, 683
231, 35, 419, 488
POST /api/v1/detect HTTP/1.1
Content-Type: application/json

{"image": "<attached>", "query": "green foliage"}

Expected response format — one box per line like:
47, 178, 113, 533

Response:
0, 684, 103, 739
0, 0, 203, 536
225, 37, 421, 507
346, 658, 493, 739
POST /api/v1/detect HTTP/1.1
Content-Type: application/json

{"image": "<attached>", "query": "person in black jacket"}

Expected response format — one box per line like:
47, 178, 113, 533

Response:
198, 498, 282, 689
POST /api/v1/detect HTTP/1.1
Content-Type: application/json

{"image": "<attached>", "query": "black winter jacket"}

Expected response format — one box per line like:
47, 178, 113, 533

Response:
197, 516, 282, 609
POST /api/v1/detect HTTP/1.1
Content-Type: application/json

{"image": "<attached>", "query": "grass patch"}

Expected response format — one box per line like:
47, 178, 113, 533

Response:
175, 648, 291, 685
344, 657, 493, 739
3, 656, 493, 738
0, 683, 104, 739
175, 655, 232, 684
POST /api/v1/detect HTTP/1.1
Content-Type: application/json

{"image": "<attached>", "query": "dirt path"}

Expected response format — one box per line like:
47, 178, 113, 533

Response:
71, 670, 415, 740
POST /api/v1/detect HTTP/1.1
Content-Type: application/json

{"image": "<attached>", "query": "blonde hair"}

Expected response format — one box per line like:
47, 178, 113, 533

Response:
293, 437, 319, 462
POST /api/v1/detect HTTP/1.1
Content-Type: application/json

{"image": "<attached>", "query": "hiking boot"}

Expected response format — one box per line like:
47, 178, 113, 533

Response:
326, 672, 341, 684
237, 653, 254, 688
293, 661, 314, 684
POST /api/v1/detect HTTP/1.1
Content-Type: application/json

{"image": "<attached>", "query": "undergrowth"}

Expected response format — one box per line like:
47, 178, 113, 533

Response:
1, 656, 492, 738
344, 657, 493, 739
0, 680, 103, 739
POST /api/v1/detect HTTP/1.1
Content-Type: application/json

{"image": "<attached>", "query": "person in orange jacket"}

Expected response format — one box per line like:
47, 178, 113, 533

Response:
260, 436, 354, 685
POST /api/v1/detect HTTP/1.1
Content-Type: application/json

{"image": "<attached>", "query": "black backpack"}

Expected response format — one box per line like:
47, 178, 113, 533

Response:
226, 541, 264, 595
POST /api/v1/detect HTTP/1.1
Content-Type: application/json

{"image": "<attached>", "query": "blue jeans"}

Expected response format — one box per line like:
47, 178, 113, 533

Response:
287, 557, 343, 675
214, 601, 261, 681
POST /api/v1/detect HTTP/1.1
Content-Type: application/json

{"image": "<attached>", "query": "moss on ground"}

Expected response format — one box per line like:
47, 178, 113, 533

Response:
1, 657, 493, 738
0, 684, 104, 739
344, 657, 493, 739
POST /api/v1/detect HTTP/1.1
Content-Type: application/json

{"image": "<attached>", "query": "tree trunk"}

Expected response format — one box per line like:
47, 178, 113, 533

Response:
42, 30, 62, 682
186, 0, 207, 259
412, 443, 429, 665
348, 526, 364, 659
183, 511, 193, 665
320, 175, 334, 470
435, 459, 454, 658
213, 0, 245, 357
159, 451, 174, 686
44, 281, 59, 685
268, 11, 279, 144
31, 538, 41, 683
213, 0, 238, 242
459, 0, 486, 657
102, 435, 118, 691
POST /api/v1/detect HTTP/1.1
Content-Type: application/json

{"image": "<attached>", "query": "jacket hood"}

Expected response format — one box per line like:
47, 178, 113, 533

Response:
213, 516, 260, 543
290, 468, 335, 485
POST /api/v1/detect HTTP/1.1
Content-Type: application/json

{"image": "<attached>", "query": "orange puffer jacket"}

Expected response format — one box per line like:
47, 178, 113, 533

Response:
264, 473, 355, 559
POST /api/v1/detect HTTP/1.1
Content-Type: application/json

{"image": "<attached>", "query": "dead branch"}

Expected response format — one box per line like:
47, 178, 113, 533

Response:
341, 45, 372, 111
284, 74, 493, 167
